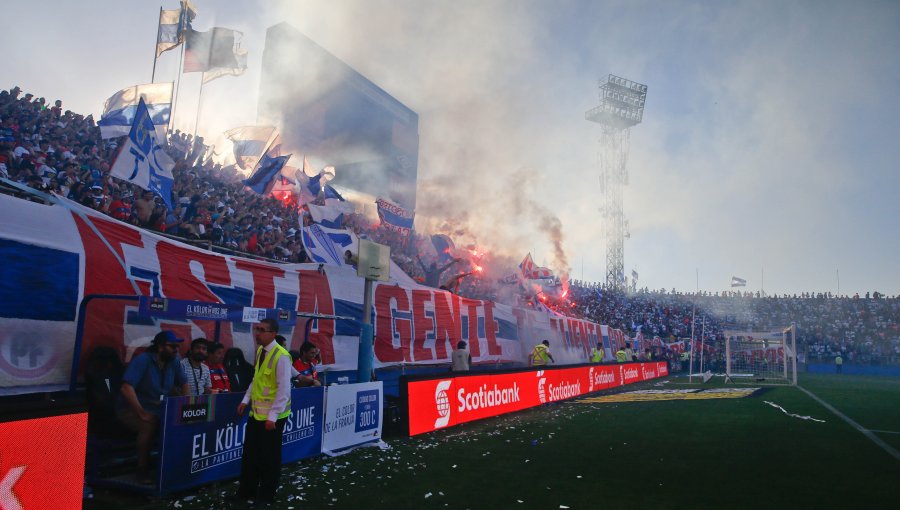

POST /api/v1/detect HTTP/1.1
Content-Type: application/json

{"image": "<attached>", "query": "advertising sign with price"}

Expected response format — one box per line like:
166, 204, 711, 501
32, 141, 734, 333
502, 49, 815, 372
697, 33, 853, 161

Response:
321, 381, 383, 454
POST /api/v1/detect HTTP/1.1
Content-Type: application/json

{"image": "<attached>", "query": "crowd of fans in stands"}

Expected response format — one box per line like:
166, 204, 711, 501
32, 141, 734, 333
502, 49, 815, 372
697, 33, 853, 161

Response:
2, 85, 897, 365
569, 282, 900, 365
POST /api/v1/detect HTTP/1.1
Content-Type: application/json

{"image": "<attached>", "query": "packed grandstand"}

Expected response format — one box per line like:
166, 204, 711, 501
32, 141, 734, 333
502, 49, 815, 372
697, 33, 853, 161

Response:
2, 85, 898, 371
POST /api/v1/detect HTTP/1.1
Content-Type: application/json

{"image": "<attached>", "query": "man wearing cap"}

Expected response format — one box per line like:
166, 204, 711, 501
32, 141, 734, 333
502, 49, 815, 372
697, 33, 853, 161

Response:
236, 318, 291, 505
118, 331, 189, 483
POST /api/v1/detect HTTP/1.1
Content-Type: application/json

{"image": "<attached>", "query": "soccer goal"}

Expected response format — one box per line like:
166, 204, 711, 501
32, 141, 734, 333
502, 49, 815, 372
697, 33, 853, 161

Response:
725, 325, 797, 385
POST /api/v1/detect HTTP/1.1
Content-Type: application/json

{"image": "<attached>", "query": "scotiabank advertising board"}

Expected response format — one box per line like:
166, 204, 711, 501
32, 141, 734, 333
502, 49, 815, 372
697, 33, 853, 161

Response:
405, 362, 668, 436
0, 412, 87, 509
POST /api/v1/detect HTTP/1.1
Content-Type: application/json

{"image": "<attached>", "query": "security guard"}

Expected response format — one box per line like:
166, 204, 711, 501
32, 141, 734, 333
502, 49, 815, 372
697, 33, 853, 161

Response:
529, 340, 555, 366
616, 346, 628, 363
591, 342, 604, 363
236, 318, 292, 505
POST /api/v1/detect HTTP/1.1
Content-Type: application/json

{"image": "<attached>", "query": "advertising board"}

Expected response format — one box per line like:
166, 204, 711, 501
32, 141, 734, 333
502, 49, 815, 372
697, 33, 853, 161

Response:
404, 362, 668, 436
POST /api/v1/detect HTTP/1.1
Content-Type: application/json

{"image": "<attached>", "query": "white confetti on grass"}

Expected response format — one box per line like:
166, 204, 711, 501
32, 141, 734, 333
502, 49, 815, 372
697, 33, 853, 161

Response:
764, 401, 826, 422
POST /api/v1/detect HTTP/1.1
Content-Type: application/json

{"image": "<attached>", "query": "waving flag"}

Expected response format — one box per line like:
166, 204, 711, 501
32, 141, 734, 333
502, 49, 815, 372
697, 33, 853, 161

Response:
156, 8, 183, 56
431, 234, 455, 264
376, 197, 415, 234
98, 82, 173, 139
242, 154, 290, 195
307, 202, 345, 229
183, 27, 242, 73
109, 98, 175, 210
731, 276, 747, 287
301, 224, 357, 267
306, 172, 323, 197
225, 126, 275, 170
519, 253, 553, 280
323, 184, 345, 201
155, 1, 197, 57
202, 45, 248, 83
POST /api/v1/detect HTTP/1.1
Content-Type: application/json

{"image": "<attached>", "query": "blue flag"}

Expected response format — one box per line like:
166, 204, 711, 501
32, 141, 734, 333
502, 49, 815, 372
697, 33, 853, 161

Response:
430, 234, 455, 264
242, 154, 290, 195
306, 172, 323, 197
108, 98, 175, 210
323, 184, 345, 201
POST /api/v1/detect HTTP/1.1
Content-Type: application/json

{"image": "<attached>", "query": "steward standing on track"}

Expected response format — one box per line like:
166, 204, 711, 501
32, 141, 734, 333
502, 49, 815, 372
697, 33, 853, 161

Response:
236, 318, 291, 506
529, 340, 554, 366
591, 342, 604, 363
616, 346, 628, 362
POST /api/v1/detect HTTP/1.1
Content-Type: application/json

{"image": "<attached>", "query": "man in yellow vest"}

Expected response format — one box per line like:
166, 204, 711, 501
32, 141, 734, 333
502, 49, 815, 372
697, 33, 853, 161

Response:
591, 342, 604, 363
615, 346, 628, 362
236, 318, 292, 505
835, 354, 843, 374
529, 340, 554, 366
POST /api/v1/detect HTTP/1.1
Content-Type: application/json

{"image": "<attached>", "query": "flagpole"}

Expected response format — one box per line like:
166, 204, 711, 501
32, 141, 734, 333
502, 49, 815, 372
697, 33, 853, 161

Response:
688, 305, 696, 382
193, 76, 205, 140
699, 314, 706, 373
168, 12, 187, 134
152, 7, 162, 83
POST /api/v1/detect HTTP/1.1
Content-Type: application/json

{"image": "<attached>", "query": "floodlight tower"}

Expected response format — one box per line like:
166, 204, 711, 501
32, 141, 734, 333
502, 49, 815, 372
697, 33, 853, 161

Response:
585, 74, 647, 289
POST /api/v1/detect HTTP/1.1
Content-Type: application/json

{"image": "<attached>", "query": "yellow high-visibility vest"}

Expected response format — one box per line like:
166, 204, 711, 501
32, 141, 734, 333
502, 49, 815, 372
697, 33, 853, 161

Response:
250, 343, 291, 421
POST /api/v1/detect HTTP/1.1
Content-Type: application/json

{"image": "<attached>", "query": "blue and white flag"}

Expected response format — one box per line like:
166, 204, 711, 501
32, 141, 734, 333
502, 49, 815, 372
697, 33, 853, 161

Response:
307, 202, 345, 229
242, 153, 291, 195
225, 126, 276, 170
109, 98, 175, 210
431, 234, 455, 264
98, 82, 173, 139
156, 8, 183, 56
306, 172, 323, 197
731, 276, 747, 287
301, 224, 357, 267
375, 197, 414, 234
632, 269, 639, 280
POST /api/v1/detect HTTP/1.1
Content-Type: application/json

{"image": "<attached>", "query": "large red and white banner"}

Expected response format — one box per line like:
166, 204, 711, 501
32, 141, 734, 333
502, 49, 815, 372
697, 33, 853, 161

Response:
0, 194, 635, 393
405, 361, 669, 435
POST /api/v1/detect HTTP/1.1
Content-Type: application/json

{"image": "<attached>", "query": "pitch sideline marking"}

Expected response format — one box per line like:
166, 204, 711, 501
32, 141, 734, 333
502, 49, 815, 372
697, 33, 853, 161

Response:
868, 429, 900, 435
798, 385, 900, 462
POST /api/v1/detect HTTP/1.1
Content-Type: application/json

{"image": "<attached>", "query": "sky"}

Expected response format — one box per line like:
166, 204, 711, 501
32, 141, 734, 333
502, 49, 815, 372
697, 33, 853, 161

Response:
4, 0, 899, 296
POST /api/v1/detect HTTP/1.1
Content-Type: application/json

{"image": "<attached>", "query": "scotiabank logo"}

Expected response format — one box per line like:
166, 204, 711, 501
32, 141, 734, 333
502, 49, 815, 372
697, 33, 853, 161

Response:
457, 383, 521, 411
544, 380, 581, 402
591, 367, 616, 389
641, 365, 657, 380
434, 380, 452, 429
623, 366, 640, 383
588, 367, 595, 392
536, 371, 546, 403
658, 362, 669, 376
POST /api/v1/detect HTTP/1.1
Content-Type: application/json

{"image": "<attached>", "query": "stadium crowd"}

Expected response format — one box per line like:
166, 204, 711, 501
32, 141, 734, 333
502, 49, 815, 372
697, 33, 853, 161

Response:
2, 85, 898, 366
569, 282, 900, 365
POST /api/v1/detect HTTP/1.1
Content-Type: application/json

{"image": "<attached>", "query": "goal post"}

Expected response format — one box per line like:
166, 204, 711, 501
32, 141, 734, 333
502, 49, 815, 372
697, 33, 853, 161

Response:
725, 324, 797, 385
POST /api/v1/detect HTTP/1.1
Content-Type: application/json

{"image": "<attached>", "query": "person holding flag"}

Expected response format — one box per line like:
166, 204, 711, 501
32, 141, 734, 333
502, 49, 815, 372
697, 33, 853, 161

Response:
108, 98, 175, 210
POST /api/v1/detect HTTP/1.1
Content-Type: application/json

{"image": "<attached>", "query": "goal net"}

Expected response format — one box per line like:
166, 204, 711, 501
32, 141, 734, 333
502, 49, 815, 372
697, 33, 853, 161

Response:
725, 326, 797, 385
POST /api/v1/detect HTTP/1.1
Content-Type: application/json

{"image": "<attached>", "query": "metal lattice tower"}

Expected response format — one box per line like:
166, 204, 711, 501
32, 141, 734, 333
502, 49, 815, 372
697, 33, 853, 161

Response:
585, 74, 647, 289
